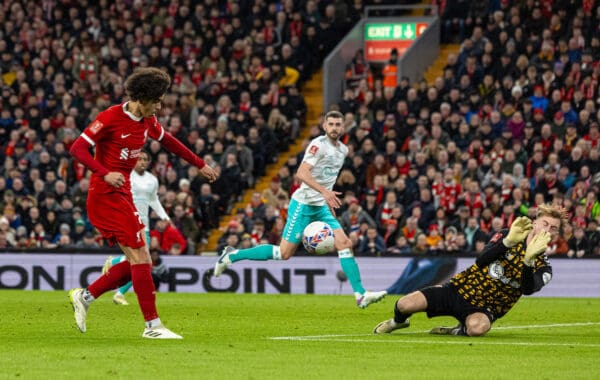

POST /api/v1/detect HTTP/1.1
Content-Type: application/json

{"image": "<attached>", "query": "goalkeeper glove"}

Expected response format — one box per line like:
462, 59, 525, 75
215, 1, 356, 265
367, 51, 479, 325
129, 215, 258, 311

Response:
503, 216, 533, 247
524, 231, 552, 267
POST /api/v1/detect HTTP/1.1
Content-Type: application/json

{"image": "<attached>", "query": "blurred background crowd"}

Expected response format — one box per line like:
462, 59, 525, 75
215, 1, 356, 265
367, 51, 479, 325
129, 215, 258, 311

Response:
0, 0, 599, 259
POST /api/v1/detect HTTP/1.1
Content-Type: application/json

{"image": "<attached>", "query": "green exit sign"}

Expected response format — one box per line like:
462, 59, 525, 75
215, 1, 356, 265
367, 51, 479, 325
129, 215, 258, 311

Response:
364, 22, 429, 61
365, 22, 427, 41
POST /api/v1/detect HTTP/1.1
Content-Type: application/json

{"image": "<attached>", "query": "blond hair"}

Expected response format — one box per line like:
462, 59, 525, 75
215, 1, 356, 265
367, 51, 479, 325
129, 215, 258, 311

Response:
536, 203, 570, 228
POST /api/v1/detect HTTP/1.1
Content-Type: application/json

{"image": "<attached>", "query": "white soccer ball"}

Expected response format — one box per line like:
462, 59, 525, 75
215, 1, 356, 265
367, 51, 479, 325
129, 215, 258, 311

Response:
302, 221, 335, 255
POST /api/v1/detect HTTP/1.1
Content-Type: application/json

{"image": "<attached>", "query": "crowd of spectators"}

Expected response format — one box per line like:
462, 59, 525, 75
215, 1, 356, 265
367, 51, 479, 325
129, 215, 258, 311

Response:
0, 0, 359, 253
2, 1, 600, 260
221, 0, 600, 259
335, 0, 600, 258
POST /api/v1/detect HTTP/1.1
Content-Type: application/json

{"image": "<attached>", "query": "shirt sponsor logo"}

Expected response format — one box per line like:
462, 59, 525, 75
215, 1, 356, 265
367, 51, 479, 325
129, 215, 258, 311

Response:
130, 148, 141, 158
322, 167, 337, 177
120, 148, 129, 160
120, 147, 142, 160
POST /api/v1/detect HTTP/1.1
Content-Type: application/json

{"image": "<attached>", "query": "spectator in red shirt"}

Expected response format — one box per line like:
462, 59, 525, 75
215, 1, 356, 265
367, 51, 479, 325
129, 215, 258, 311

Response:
538, 124, 556, 156
433, 168, 461, 215
583, 123, 600, 149
151, 219, 187, 255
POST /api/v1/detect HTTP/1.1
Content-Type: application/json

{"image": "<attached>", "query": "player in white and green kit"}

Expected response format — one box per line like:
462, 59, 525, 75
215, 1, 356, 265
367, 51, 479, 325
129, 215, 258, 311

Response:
213, 110, 387, 308
102, 150, 170, 305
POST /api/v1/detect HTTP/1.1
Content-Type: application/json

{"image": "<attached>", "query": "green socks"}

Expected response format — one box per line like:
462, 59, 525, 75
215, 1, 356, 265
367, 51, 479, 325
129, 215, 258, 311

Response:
338, 248, 366, 295
229, 245, 281, 263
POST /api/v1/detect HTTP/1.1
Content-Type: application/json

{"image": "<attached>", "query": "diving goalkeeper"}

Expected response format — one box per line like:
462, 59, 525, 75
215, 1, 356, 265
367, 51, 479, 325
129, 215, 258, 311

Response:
374, 203, 568, 336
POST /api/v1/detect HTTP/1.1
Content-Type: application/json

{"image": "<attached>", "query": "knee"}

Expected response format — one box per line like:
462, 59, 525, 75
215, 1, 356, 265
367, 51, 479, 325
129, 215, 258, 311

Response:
128, 248, 151, 265
465, 320, 490, 337
396, 290, 427, 314
396, 296, 413, 314
334, 237, 352, 251
129, 256, 151, 265
280, 247, 294, 260
396, 298, 409, 313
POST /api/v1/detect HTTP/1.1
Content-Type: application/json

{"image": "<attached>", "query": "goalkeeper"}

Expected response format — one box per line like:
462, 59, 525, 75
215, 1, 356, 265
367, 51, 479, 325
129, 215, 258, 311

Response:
374, 204, 568, 336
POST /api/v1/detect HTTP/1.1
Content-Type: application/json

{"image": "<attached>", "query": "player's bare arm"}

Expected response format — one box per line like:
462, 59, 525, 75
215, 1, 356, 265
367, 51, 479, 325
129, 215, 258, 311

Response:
296, 162, 342, 209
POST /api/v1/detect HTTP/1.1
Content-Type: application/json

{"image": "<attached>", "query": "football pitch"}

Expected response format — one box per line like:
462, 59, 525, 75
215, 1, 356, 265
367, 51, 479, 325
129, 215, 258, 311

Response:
1, 290, 599, 380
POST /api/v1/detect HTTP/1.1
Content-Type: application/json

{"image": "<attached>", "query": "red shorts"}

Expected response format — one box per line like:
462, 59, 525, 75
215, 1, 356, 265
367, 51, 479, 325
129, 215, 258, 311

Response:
87, 190, 145, 249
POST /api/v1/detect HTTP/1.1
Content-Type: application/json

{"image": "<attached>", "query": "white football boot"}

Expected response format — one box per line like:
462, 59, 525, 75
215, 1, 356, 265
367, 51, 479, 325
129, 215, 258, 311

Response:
373, 318, 410, 334
69, 288, 90, 333
213, 246, 236, 277
429, 323, 465, 336
112, 293, 129, 305
101, 256, 113, 275
142, 325, 183, 339
356, 290, 387, 309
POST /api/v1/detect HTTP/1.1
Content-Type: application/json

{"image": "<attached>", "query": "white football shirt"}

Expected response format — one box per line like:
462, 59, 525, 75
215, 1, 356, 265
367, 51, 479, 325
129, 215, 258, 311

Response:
292, 135, 347, 206
130, 170, 170, 230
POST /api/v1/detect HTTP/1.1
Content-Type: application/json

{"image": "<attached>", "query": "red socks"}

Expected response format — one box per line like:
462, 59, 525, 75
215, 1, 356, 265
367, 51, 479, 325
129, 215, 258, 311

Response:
131, 263, 158, 322
88, 260, 131, 298
87, 261, 159, 322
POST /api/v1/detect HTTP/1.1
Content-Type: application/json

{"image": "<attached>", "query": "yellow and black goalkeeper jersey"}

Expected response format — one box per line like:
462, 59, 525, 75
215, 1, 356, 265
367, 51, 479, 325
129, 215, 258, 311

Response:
450, 229, 552, 318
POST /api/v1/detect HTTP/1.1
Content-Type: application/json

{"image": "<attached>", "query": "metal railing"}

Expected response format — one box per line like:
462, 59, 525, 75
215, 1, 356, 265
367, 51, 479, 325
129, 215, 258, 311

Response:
363, 3, 438, 18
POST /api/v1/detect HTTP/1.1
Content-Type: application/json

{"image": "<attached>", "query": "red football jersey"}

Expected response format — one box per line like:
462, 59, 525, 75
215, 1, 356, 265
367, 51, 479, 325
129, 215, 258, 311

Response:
80, 103, 164, 196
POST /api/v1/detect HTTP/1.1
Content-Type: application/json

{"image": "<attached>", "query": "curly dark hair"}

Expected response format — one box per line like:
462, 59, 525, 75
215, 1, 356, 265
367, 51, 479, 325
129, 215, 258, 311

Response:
124, 67, 171, 103
138, 148, 151, 161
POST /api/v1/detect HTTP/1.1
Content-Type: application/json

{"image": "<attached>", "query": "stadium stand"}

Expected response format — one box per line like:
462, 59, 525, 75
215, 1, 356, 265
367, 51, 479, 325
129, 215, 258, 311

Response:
0, 0, 354, 254
0, 1, 599, 258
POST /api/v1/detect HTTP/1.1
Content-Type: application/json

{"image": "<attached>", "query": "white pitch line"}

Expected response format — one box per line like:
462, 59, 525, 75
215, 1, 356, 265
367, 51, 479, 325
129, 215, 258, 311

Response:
269, 337, 600, 348
268, 321, 600, 347
493, 321, 600, 330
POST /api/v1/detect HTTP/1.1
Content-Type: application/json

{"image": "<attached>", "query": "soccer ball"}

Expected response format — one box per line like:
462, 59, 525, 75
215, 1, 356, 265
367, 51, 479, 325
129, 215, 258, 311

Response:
302, 221, 335, 255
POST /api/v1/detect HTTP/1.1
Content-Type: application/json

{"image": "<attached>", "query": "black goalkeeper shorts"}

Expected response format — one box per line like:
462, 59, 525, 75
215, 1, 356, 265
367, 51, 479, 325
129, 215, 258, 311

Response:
420, 284, 496, 324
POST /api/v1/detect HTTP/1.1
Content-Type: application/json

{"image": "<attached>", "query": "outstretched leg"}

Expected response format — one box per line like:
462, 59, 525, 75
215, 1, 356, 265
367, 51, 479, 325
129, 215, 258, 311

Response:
373, 290, 428, 334
213, 244, 286, 277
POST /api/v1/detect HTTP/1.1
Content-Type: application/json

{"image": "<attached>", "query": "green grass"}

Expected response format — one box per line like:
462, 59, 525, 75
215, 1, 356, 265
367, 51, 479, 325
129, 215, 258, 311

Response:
1, 291, 600, 380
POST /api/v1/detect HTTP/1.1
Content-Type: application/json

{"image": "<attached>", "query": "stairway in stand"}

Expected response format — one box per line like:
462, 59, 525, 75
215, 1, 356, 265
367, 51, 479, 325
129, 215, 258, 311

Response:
203, 42, 459, 253
203, 70, 324, 253
422, 44, 461, 85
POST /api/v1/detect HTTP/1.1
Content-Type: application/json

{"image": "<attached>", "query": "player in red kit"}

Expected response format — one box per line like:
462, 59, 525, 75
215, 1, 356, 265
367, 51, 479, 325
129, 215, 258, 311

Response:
68, 67, 217, 339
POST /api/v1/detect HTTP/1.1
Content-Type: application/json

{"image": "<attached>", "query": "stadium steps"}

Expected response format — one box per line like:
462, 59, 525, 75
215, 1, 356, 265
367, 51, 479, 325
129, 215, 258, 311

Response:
202, 70, 324, 254
410, 0, 459, 83
422, 44, 461, 85
411, 0, 429, 16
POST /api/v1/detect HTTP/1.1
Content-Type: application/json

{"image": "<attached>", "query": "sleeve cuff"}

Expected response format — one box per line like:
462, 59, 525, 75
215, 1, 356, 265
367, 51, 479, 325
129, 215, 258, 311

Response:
502, 237, 517, 248
523, 259, 535, 267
